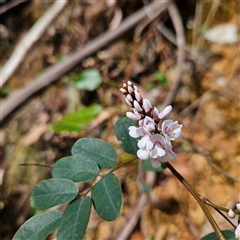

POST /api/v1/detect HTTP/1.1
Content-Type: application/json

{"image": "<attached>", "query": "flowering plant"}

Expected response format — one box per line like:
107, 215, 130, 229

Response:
14, 80, 239, 240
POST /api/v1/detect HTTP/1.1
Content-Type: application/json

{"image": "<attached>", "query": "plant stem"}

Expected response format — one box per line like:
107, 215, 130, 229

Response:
164, 162, 226, 240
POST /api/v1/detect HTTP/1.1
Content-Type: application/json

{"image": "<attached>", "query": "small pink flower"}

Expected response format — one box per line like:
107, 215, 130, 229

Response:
149, 134, 166, 158
138, 135, 153, 150
139, 116, 155, 132
162, 119, 182, 140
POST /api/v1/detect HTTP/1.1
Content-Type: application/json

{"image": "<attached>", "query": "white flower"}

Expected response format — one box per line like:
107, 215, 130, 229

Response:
137, 149, 150, 160
161, 138, 176, 161
149, 134, 166, 158
139, 116, 155, 132
162, 119, 182, 140
129, 126, 149, 138
235, 223, 240, 238
138, 135, 153, 150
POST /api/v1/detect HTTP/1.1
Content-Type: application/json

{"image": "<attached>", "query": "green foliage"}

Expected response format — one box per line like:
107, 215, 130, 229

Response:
14, 210, 62, 240
52, 155, 99, 182
200, 230, 236, 240
57, 197, 91, 240
115, 117, 139, 155
154, 71, 167, 87
52, 104, 102, 132
143, 160, 166, 172
92, 172, 122, 221
71, 138, 117, 169
30, 178, 78, 210
73, 69, 102, 91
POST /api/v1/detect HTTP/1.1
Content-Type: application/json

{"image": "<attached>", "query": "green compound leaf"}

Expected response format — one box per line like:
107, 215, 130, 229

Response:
73, 69, 102, 91
114, 117, 139, 155
57, 197, 91, 240
30, 178, 78, 210
52, 104, 102, 132
14, 210, 62, 240
71, 138, 117, 169
200, 230, 236, 240
52, 155, 99, 183
92, 172, 122, 221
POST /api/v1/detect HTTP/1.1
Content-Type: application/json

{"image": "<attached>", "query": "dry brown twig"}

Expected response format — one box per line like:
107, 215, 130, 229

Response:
161, 2, 186, 108
0, 0, 68, 88
1, 0, 170, 122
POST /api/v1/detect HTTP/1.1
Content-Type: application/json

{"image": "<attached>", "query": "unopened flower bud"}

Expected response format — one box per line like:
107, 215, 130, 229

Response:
142, 99, 152, 113
128, 86, 134, 94
127, 80, 133, 86
125, 98, 133, 107
135, 90, 142, 102
126, 112, 142, 120
119, 88, 127, 94
127, 94, 133, 102
123, 82, 127, 88
158, 105, 172, 119
133, 100, 143, 112
228, 209, 235, 219
236, 203, 240, 211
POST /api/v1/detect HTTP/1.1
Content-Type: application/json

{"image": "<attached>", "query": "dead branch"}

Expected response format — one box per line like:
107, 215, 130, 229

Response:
0, 0, 68, 87
161, 2, 186, 107
1, 0, 170, 122
0, 0, 29, 15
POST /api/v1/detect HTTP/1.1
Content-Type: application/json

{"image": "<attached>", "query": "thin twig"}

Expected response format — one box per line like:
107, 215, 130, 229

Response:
0, 0, 29, 15
165, 162, 226, 240
0, 1, 169, 122
161, 2, 185, 108
0, 0, 68, 87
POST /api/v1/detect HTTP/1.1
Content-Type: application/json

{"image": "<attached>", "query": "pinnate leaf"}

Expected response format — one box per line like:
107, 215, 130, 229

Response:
14, 210, 62, 240
115, 117, 139, 154
57, 197, 91, 240
71, 138, 117, 169
30, 178, 78, 210
52, 155, 99, 182
92, 172, 122, 221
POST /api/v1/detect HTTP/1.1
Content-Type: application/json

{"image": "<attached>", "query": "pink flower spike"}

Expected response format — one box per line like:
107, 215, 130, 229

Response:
158, 105, 172, 119
126, 112, 141, 121
235, 224, 240, 238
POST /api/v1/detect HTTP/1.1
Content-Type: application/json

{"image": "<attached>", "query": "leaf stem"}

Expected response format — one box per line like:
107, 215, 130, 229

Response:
164, 162, 226, 240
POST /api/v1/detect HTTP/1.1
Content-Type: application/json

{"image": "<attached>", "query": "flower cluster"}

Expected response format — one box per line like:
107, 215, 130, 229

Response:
120, 80, 182, 168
